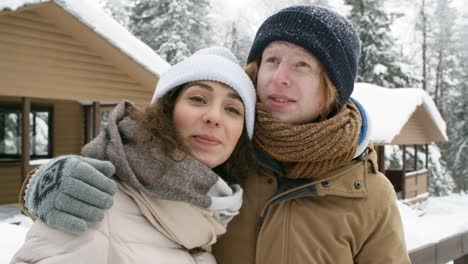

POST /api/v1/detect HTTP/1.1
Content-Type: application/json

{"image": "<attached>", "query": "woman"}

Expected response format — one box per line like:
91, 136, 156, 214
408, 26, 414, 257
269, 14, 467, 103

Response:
20, 5, 410, 264
11, 47, 256, 263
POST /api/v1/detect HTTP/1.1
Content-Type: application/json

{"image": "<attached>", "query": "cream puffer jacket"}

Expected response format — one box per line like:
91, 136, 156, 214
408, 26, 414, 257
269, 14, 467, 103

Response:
11, 185, 220, 264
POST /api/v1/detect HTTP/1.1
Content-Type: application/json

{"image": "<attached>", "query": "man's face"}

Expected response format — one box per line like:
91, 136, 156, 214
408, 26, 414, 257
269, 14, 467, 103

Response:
257, 41, 324, 125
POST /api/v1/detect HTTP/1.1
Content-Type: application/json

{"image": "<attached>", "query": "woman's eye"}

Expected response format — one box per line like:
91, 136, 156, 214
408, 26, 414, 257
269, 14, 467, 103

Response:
189, 96, 205, 103
226, 107, 241, 115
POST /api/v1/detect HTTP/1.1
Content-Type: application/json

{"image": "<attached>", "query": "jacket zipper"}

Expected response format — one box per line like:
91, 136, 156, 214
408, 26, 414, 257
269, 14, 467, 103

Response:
256, 184, 317, 234
256, 159, 365, 234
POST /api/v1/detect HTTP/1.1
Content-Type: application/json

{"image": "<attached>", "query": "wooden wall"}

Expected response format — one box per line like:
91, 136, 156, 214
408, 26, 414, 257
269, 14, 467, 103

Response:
53, 100, 84, 155
0, 165, 21, 204
392, 105, 445, 145
0, 3, 156, 105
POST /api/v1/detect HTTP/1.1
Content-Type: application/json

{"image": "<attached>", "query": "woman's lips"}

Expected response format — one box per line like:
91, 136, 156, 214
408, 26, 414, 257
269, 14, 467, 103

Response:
192, 135, 221, 146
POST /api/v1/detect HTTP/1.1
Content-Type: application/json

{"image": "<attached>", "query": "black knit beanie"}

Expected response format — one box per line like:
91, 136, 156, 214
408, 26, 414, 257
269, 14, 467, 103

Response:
247, 5, 361, 107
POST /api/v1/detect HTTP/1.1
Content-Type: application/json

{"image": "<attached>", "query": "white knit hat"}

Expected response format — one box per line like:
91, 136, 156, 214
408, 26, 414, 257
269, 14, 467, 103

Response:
151, 47, 256, 139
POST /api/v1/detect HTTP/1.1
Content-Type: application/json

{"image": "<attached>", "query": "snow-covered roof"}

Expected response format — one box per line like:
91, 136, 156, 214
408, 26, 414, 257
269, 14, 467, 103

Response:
0, 0, 170, 76
352, 82, 448, 144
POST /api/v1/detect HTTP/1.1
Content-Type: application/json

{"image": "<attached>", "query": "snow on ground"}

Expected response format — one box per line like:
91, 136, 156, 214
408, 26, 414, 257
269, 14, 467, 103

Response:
400, 194, 468, 250
0, 206, 32, 263
1, 194, 468, 263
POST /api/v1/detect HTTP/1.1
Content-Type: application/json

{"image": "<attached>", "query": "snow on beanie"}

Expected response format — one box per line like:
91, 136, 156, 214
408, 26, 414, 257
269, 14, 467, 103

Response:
151, 47, 256, 139
247, 5, 361, 107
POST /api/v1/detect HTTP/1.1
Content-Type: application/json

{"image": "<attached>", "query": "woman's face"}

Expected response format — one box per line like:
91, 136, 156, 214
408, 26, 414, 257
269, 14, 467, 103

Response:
173, 81, 245, 169
257, 41, 324, 124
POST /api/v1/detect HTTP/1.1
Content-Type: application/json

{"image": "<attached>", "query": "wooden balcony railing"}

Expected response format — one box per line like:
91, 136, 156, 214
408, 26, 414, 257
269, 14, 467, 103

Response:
409, 231, 468, 264
385, 168, 429, 199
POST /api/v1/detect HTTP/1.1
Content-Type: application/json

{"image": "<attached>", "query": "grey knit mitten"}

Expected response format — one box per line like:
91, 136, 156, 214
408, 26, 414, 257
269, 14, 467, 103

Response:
24, 155, 116, 234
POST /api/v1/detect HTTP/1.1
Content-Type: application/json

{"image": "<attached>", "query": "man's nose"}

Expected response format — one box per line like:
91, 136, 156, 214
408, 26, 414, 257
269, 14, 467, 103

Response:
272, 62, 292, 87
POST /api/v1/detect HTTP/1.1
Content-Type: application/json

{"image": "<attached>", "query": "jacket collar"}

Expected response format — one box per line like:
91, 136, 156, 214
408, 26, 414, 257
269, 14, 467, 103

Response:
255, 148, 285, 176
350, 97, 371, 159
256, 145, 380, 199
313, 147, 379, 198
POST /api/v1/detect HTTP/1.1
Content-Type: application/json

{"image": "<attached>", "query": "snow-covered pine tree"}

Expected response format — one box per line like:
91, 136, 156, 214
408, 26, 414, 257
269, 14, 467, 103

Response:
439, 8, 468, 192
345, 0, 415, 88
208, 1, 253, 64
128, 0, 211, 64
410, 0, 463, 195
220, 21, 251, 64
429, 0, 461, 110
99, 0, 130, 27
257, 0, 332, 21
417, 0, 429, 91
428, 144, 455, 196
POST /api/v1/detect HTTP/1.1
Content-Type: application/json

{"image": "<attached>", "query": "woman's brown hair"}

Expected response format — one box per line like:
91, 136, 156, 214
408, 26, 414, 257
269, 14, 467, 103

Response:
245, 58, 338, 121
128, 83, 257, 185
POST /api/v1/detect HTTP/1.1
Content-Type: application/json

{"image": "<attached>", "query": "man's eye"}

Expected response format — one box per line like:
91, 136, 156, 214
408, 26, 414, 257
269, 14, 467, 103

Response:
265, 56, 279, 64
296, 61, 310, 68
294, 61, 316, 74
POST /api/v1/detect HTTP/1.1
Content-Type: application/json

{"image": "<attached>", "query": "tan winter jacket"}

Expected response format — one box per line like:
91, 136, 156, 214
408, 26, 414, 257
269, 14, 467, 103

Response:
213, 147, 410, 264
11, 183, 221, 264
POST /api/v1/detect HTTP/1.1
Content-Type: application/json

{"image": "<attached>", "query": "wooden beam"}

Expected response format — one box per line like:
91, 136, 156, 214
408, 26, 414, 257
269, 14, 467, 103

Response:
454, 255, 468, 264
376, 145, 386, 174
414, 145, 419, 188
409, 243, 436, 264
454, 230, 468, 263
402, 145, 407, 199
84, 106, 92, 144
92, 102, 100, 138
409, 231, 468, 264
425, 144, 429, 169
437, 234, 464, 264
20, 97, 31, 185
462, 231, 468, 255
414, 144, 418, 170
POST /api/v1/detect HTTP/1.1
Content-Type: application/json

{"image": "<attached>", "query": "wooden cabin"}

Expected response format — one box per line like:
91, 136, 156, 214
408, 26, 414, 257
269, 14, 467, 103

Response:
352, 83, 448, 201
0, 0, 170, 204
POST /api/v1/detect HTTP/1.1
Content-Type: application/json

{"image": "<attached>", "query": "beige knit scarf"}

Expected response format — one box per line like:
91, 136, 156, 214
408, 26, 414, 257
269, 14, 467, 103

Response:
254, 100, 362, 179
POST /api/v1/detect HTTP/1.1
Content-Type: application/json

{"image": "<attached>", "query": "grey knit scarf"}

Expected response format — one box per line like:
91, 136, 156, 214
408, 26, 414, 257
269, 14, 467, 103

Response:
81, 101, 219, 208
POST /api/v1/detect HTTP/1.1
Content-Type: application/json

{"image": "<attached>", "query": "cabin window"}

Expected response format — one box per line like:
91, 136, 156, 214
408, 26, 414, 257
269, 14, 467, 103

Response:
0, 105, 52, 162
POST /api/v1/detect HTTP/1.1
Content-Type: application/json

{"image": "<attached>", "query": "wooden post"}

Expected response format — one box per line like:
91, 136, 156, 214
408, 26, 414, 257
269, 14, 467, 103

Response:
402, 145, 407, 199
454, 231, 468, 263
376, 145, 386, 174
454, 255, 468, 264
414, 145, 418, 190
425, 144, 429, 169
414, 144, 418, 170
84, 106, 92, 143
20, 97, 31, 185
92, 102, 101, 139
